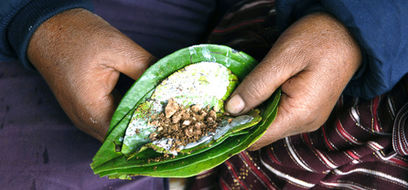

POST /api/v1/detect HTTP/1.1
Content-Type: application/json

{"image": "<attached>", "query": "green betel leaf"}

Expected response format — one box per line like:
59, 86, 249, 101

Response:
91, 44, 280, 178
92, 109, 262, 175
93, 90, 280, 178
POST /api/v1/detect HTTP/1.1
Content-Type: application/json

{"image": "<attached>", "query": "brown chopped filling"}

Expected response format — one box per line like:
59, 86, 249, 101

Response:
148, 98, 222, 153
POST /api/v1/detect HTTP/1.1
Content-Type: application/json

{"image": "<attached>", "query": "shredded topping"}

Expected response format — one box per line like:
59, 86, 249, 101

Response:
148, 99, 227, 153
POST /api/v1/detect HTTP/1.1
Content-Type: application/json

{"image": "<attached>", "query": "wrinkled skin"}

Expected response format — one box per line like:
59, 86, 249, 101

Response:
28, 9, 155, 141
225, 12, 362, 150
28, 8, 360, 149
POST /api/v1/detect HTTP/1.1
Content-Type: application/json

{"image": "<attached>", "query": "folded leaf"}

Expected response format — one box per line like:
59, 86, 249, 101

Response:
91, 44, 280, 178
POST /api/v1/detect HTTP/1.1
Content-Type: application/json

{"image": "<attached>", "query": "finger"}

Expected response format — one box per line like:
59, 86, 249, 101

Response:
225, 46, 306, 115
247, 70, 318, 150
247, 66, 342, 150
87, 44, 154, 141
82, 42, 153, 141
68, 67, 120, 142
246, 79, 314, 151
109, 36, 156, 80
76, 43, 153, 141
247, 93, 297, 151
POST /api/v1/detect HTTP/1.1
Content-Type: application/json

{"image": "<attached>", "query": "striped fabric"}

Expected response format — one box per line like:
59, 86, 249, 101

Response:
190, 1, 408, 189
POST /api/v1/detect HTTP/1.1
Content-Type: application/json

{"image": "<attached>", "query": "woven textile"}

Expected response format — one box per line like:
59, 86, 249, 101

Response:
190, 1, 408, 189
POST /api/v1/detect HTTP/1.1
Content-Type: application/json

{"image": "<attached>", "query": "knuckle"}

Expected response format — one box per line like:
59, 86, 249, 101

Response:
306, 123, 321, 133
296, 108, 317, 126
300, 111, 323, 132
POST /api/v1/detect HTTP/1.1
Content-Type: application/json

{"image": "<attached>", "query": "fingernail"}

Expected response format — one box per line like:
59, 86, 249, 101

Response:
226, 95, 245, 114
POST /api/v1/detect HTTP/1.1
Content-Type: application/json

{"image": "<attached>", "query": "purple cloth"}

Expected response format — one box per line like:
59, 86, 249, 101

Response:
0, 61, 167, 189
92, 0, 241, 58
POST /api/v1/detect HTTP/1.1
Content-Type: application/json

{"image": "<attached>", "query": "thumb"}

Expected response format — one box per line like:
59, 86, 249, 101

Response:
225, 48, 305, 115
109, 36, 156, 80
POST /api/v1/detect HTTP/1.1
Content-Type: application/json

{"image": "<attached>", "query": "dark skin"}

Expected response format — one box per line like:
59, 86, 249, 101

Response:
28, 9, 155, 142
225, 12, 361, 150
28, 9, 361, 148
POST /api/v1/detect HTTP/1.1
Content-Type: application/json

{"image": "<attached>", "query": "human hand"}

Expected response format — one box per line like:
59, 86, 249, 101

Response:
27, 9, 155, 142
225, 13, 361, 150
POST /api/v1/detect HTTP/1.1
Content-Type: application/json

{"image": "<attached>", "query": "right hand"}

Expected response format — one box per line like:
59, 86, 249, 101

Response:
27, 8, 155, 142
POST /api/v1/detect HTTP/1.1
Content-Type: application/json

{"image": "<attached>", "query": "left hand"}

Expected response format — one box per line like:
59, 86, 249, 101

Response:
225, 12, 362, 150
